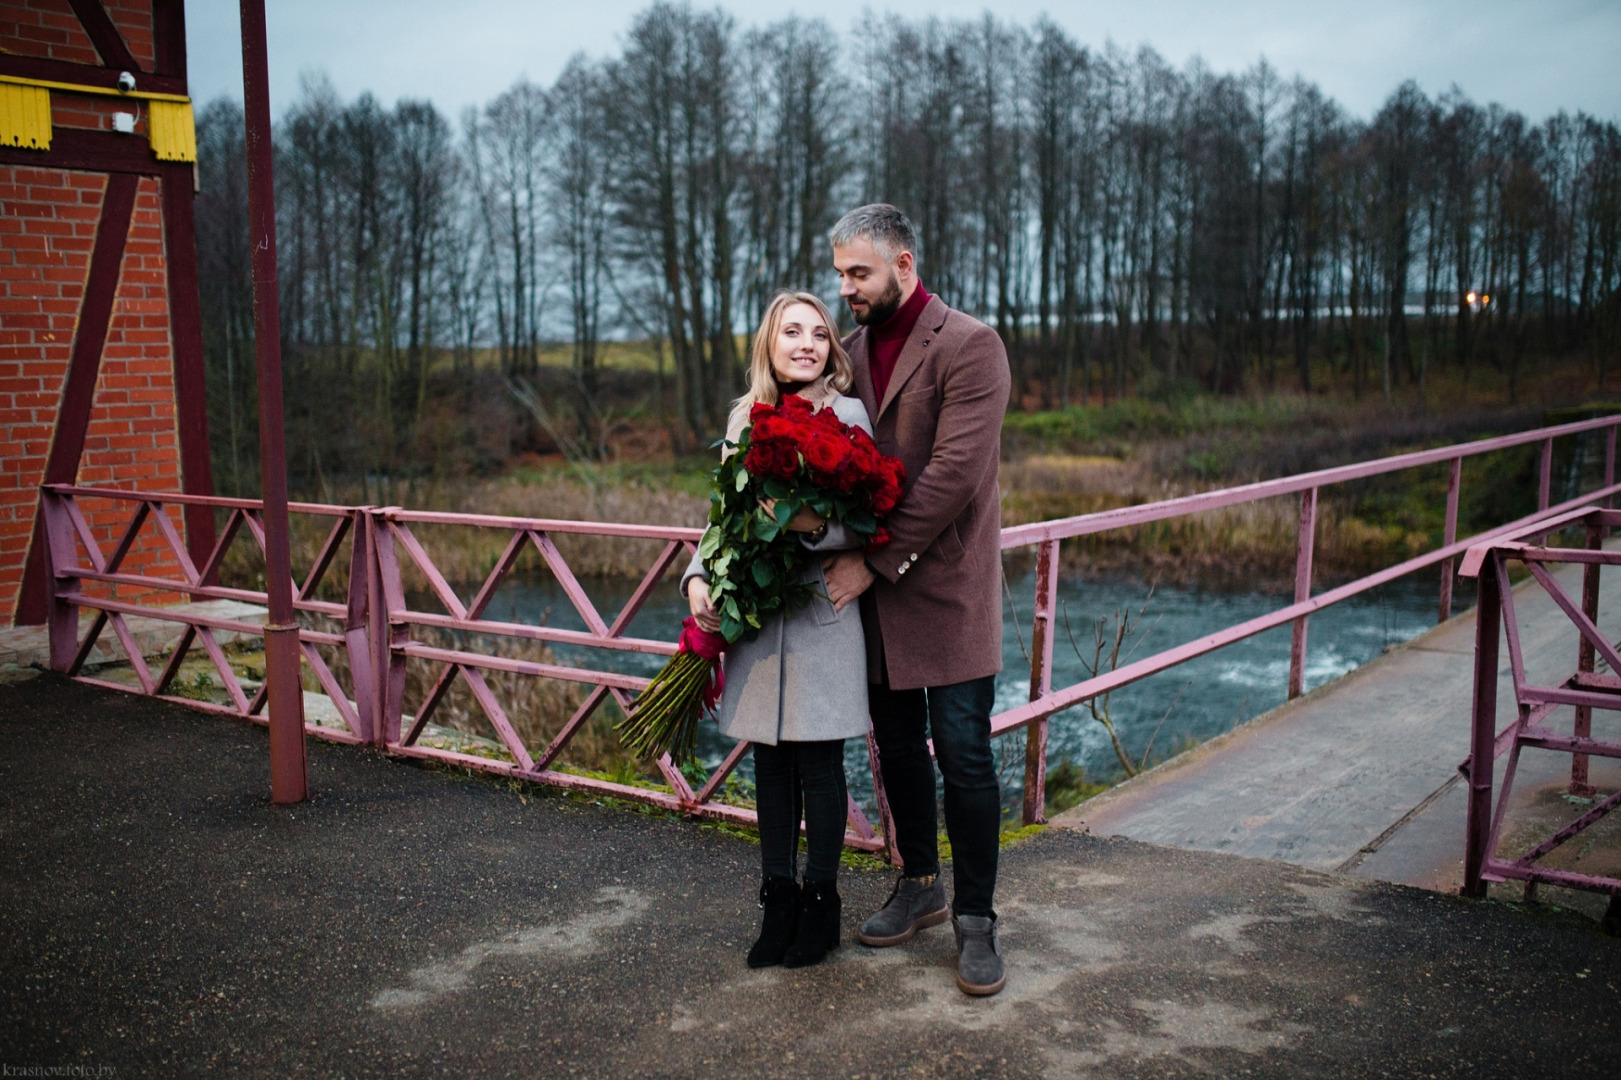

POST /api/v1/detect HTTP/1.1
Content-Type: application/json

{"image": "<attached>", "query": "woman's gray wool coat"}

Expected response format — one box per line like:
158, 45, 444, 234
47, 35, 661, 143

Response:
681, 392, 873, 746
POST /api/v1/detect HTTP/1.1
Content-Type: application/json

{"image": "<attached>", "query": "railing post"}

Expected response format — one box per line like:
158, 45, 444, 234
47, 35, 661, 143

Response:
38, 489, 79, 672
1462, 553, 1502, 899
1438, 457, 1462, 623
1288, 488, 1318, 700
1537, 437, 1553, 511
371, 510, 408, 746
343, 508, 376, 745
1022, 539, 1060, 825
1605, 425, 1616, 523
866, 731, 901, 866
1571, 518, 1601, 798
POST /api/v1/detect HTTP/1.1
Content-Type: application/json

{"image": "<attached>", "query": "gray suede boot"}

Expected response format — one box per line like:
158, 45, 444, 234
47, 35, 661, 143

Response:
857, 874, 949, 946
952, 913, 1005, 996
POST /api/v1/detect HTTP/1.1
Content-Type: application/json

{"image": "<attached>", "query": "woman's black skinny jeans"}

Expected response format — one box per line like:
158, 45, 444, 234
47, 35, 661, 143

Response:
753, 739, 847, 883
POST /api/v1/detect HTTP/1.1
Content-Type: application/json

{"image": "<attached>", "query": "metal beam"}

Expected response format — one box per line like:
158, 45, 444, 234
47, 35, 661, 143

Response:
151, 0, 188, 80
0, 54, 186, 97
14, 173, 139, 627
240, 0, 308, 804
160, 162, 217, 571
0, 128, 160, 175
65, 0, 140, 74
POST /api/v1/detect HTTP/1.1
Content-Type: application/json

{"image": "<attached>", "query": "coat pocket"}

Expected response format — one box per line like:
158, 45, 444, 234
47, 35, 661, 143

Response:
895, 386, 938, 451
811, 564, 841, 626
931, 520, 965, 563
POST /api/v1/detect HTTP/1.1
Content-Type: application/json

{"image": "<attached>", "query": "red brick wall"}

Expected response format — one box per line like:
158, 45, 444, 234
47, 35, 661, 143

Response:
0, 0, 193, 625
0, 0, 101, 66
0, 0, 156, 69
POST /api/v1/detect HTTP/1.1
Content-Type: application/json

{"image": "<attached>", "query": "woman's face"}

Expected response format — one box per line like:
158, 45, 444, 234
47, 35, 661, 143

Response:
770, 302, 831, 385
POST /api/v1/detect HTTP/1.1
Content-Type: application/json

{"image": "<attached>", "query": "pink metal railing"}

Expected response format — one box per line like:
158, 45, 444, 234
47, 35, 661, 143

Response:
39, 486, 373, 743
37, 411, 1621, 862
1458, 505, 1621, 900
996, 413, 1621, 825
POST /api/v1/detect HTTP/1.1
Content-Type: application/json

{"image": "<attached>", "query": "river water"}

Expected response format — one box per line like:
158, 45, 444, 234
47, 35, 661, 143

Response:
481, 567, 1449, 818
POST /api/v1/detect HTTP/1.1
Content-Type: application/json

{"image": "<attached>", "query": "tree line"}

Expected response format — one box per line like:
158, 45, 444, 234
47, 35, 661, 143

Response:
193, 2, 1621, 493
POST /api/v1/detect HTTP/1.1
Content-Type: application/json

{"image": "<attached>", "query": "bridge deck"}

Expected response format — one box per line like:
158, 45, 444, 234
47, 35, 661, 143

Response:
1055, 548, 1621, 914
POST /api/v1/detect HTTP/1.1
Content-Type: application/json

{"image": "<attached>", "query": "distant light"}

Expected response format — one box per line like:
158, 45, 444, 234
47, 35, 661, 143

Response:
1481, 294, 1490, 305
1465, 291, 1477, 304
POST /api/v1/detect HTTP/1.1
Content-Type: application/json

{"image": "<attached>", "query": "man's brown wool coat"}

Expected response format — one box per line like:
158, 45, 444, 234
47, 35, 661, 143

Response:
846, 293, 1011, 691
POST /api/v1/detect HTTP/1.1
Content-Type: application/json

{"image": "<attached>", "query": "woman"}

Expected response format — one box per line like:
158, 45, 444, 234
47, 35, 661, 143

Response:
681, 290, 873, 970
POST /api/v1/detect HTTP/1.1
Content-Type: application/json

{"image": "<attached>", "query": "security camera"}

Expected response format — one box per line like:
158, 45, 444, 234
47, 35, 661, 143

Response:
117, 71, 136, 93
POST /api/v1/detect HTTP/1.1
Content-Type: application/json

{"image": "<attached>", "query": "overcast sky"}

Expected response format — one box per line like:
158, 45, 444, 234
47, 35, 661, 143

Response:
185, 0, 1621, 124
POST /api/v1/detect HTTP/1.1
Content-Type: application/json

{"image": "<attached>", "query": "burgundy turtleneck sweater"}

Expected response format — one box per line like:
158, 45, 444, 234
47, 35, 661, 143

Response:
868, 281, 930, 404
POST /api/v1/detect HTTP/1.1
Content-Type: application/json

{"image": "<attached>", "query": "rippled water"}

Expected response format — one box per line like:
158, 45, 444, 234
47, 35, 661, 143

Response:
480, 565, 1449, 817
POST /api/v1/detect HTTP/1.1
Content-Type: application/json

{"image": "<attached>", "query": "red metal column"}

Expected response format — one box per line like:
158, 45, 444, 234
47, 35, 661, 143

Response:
14, 174, 139, 627
160, 166, 218, 570
1462, 555, 1502, 899
1288, 488, 1318, 700
240, 0, 307, 804
1023, 539, 1060, 824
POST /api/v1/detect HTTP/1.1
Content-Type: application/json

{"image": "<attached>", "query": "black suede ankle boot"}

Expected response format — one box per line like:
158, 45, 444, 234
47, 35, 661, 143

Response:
747, 875, 800, 968
783, 879, 840, 968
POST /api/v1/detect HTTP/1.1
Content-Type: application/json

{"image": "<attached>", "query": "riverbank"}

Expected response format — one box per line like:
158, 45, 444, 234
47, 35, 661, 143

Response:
246, 390, 1600, 600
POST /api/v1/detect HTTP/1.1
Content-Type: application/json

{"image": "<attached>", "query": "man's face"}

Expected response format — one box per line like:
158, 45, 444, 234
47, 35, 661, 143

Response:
834, 237, 904, 327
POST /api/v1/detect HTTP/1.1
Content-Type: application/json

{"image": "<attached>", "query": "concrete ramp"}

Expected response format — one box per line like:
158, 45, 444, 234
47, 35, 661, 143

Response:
1053, 551, 1621, 907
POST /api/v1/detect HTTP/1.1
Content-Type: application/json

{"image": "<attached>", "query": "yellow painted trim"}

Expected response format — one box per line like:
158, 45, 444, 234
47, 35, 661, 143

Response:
147, 99, 195, 162
0, 82, 52, 150
0, 74, 190, 104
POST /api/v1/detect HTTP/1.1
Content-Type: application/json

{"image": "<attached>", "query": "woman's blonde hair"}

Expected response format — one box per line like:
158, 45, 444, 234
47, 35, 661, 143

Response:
729, 290, 853, 433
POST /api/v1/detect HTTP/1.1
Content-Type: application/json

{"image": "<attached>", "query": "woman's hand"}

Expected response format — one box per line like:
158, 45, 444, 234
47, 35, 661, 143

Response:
686, 577, 722, 633
759, 497, 825, 533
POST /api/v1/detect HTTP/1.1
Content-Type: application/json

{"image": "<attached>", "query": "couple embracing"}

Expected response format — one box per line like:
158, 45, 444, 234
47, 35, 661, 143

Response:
681, 204, 1011, 997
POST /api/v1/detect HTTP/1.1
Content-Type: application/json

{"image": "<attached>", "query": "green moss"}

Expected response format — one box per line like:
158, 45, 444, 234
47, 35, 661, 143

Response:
1043, 758, 1112, 817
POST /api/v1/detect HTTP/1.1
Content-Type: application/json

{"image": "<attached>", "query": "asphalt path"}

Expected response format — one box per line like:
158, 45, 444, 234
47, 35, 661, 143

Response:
2, 675, 1618, 1078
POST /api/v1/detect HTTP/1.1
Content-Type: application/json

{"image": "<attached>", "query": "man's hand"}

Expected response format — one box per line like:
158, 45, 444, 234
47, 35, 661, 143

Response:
822, 550, 876, 611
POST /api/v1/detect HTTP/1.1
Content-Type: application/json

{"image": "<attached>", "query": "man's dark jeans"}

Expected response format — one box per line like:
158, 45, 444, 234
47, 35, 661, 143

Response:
869, 667, 999, 917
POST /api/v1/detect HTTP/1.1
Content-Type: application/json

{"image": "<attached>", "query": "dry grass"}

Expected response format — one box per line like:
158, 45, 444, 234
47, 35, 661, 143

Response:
215, 472, 709, 602
998, 453, 1431, 589
306, 622, 633, 775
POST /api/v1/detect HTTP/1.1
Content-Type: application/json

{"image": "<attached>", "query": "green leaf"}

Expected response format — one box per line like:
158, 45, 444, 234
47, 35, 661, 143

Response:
698, 528, 721, 558
751, 559, 773, 587
735, 468, 749, 493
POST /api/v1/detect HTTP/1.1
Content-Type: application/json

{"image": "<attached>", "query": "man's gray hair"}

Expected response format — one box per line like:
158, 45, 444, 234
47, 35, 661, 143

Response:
829, 203, 921, 265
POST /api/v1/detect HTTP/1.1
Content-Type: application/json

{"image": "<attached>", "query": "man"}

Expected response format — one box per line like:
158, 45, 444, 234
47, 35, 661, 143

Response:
821, 204, 1011, 996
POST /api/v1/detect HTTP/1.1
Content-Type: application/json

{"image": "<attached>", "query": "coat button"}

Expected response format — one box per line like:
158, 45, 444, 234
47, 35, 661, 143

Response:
910, 553, 919, 561
897, 564, 907, 575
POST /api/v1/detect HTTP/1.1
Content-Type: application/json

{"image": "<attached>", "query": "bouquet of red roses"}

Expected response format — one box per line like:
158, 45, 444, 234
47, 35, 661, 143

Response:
616, 394, 905, 762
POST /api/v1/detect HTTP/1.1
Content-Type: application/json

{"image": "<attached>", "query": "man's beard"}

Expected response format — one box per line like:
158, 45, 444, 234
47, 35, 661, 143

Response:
849, 271, 903, 327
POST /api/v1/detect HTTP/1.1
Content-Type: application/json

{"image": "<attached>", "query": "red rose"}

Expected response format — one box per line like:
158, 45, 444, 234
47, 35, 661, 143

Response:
749, 402, 775, 424
742, 436, 801, 480
779, 394, 814, 416
811, 408, 845, 433
802, 429, 852, 478
865, 526, 893, 551
743, 443, 773, 477
751, 414, 790, 442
